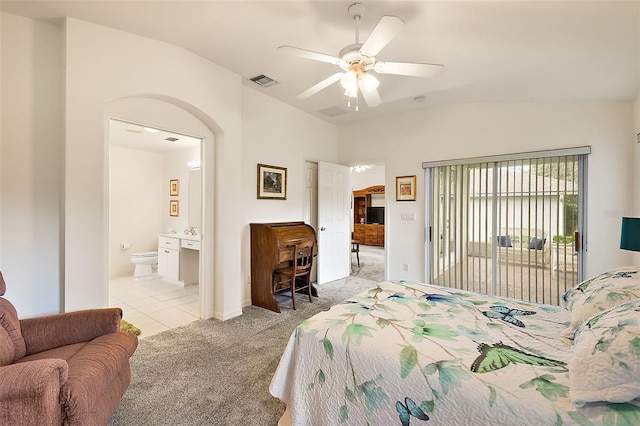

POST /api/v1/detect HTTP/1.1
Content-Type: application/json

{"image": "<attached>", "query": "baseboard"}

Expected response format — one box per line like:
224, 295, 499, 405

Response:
212, 308, 243, 321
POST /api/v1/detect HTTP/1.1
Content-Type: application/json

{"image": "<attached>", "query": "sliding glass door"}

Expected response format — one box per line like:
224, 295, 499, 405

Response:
425, 149, 588, 305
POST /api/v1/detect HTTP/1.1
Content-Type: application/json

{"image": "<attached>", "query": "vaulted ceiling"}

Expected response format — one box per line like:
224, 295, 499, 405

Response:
3, 1, 639, 125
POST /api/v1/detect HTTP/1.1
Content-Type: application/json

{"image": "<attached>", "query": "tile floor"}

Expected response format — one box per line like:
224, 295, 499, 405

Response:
110, 246, 382, 340
109, 275, 200, 339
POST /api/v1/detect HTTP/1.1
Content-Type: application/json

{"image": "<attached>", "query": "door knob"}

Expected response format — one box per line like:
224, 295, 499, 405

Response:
320, 227, 326, 231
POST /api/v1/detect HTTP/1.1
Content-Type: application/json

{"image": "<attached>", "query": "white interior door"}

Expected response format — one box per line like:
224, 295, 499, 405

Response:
304, 161, 318, 282
317, 161, 351, 284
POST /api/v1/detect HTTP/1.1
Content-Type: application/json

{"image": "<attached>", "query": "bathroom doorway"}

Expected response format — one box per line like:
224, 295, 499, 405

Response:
108, 118, 203, 338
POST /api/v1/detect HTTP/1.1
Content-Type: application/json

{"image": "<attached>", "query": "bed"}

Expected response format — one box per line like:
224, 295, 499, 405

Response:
271, 267, 640, 425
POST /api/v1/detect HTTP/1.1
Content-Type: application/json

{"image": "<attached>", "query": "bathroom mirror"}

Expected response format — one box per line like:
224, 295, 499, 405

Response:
189, 169, 202, 229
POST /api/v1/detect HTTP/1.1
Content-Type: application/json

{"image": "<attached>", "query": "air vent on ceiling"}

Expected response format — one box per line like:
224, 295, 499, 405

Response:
319, 106, 347, 117
165, 137, 179, 142
250, 74, 278, 88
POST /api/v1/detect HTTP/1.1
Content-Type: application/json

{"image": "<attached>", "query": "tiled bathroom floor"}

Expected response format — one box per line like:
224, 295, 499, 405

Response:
109, 275, 200, 339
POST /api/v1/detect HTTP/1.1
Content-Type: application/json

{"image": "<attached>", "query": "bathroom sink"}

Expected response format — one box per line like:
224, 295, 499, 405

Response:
181, 234, 201, 241
158, 233, 200, 241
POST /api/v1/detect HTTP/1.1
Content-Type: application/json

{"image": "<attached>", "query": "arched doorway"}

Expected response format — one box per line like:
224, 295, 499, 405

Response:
104, 96, 217, 333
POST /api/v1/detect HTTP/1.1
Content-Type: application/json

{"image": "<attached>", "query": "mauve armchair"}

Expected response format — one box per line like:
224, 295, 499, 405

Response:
0, 271, 138, 425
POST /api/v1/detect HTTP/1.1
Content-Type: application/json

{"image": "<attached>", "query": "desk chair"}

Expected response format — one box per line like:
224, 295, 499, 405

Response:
273, 240, 315, 310
351, 241, 360, 267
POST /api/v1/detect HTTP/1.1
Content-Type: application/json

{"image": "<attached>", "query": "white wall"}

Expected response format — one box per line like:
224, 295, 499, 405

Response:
241, 87, 340, 305
630, 98, 640, 264
0, 14, 63, 317
340, 102, 635, 282
0, 14, 244, 319
109, 146, 164, 277
351, 165, 385, 191
1, 14, 343, 318
63, 17, 247, 318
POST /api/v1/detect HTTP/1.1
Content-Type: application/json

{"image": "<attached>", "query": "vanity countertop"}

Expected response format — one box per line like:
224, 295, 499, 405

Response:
158, 233, 201, 241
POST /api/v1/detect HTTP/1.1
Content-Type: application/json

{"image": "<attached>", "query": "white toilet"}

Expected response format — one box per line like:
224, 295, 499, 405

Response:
130, 251, 158, 278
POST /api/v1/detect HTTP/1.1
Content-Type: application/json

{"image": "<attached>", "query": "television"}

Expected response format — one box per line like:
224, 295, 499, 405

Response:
366, 206, 384, 224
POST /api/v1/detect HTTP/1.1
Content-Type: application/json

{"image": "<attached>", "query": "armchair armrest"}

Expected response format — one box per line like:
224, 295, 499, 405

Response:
20, 308, 122, 355
0, 359, 68, 424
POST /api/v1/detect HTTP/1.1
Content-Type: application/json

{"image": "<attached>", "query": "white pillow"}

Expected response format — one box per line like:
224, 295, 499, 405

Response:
569, 298, 640, 407
561, 267, 640, 337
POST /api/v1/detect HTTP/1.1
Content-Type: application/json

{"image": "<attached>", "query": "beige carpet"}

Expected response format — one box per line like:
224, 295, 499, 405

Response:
110, 274, 379, 426
350, 244, 385, 282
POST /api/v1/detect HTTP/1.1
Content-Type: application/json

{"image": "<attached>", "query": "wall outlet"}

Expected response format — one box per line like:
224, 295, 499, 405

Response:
401, 213, 417, 221
403, 263, 409, 272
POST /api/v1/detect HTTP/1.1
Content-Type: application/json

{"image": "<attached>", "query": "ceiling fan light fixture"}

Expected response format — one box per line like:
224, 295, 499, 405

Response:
340, 70, 357, 89
344, 84, 358, 99
360, 72, 379, 92
341, 69, 359, 99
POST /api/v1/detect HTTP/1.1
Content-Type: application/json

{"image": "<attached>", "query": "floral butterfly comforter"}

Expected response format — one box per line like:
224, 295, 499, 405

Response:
270, 281, 640, 425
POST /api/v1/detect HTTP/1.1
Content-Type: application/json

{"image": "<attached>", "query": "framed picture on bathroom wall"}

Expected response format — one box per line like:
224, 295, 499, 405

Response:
170, 179, 179, 196
257, 163, 287, 200
169, 200, 179, 217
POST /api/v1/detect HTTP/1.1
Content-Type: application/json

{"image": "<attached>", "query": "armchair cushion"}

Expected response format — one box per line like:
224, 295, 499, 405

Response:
18, 331, 137, 424
0, 328, 14, 366
0, 359, 68, 425
0, 299, 25, 364
20, 308, 122, 356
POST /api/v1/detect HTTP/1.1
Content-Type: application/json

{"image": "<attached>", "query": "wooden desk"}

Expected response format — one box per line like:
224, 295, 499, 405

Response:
250, 222, 318, 313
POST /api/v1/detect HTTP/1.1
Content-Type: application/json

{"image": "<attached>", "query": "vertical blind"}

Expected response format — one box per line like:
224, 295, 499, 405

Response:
427, 151, 586, 306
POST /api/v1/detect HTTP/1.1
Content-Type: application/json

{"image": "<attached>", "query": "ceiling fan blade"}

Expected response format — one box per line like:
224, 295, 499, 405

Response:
358, 80, 382, 107
359, 16, 404, 57
297, 73, 344, 100
278, 45, 345, 67
374, 61, 445, 78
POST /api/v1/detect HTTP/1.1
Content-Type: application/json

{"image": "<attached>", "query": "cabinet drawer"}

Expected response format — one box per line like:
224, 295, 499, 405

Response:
365, 228, 377, 238
181, 239, 201, 251
159, 236, 180, 250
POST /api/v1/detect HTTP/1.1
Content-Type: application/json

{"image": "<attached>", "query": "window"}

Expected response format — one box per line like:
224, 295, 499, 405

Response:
424, 148, 588, 305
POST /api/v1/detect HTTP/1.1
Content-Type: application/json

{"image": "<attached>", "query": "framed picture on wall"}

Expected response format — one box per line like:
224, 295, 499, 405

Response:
257, 164, 287, 200
396, 175, 417, 201
170, 200, 179, 217
170, 179, 179, 196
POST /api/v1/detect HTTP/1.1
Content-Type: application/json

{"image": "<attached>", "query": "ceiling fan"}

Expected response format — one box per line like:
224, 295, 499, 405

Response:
278, 2, 444, 110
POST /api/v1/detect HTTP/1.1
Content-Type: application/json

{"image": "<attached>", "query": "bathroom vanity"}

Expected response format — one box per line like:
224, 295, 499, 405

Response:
157, 234, 200, 286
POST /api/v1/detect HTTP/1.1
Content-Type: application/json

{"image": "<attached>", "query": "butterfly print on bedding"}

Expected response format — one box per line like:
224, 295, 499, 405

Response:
471, 342, 566, 373
482, 305, 536, 328
396, 397, 429, 425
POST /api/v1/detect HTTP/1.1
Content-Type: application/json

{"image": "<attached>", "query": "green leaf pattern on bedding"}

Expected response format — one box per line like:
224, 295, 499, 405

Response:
275, 281, 640, 425
519, 374, 569, 401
